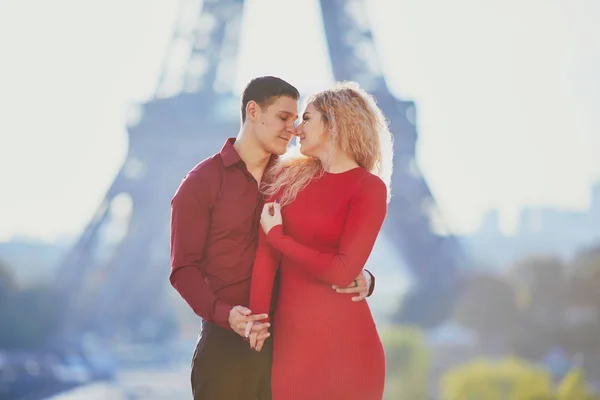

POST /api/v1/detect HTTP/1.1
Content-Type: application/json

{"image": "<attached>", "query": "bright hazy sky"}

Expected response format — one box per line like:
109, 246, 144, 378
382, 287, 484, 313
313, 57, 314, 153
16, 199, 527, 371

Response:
0, 0, 599, 242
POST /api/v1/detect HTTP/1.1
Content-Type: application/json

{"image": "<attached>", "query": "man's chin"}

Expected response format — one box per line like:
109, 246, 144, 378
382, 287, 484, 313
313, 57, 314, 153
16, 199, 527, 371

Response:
270, 145, 288, 156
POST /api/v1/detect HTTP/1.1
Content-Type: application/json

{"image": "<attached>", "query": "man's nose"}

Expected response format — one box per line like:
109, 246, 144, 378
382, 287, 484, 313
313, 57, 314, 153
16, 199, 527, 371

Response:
285, 121, 296, 133
292, 122, 302, 136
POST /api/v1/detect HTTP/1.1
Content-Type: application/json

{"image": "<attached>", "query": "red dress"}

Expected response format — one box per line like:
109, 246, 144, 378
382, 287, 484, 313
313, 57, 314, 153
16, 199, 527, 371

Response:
250, 167, 387, 400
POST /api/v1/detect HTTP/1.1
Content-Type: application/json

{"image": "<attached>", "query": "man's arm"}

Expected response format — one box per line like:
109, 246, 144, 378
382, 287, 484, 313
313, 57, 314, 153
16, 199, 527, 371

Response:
169, 171, 233, 330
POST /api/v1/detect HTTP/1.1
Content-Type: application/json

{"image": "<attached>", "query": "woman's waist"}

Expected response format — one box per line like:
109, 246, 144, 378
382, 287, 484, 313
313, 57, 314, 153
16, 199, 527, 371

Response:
278, 265, 366, 296
275, 280, 374, 319
272, 296, 378, 340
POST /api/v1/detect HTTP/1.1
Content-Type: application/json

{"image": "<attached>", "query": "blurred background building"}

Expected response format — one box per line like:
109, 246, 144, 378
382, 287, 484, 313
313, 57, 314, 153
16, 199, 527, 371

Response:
1, 0, 599, 399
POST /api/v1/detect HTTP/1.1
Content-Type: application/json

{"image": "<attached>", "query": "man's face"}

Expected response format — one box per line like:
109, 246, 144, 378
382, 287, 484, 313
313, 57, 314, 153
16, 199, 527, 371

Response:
254, 96, 299, 155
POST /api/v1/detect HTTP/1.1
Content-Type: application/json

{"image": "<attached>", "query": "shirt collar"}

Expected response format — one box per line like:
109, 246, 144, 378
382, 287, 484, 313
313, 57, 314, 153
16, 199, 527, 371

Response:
220, 137, 279, 169
220, 138, 241, 167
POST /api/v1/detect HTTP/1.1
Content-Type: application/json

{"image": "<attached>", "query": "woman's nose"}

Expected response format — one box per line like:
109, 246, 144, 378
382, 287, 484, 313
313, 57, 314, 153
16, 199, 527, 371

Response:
293, 123, 302, 136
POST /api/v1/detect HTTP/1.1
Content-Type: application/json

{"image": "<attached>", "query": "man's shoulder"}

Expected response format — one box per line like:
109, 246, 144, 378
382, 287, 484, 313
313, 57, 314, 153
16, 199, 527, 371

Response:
187, 152, 224, 178
175, 153, 224, 196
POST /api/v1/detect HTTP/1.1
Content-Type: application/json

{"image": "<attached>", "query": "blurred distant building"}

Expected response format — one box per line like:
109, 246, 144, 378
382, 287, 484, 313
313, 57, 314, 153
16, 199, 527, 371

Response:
462, 181, 600, 268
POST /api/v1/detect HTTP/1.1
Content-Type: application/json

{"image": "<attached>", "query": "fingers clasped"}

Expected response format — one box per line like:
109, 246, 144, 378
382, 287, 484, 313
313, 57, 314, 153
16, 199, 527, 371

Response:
246, 320, 271, 352
228, 305, 269, 337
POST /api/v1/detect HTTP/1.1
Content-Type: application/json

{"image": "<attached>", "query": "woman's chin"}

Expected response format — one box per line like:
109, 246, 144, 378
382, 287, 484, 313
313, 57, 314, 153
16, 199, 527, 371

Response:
298, 143, 310, 156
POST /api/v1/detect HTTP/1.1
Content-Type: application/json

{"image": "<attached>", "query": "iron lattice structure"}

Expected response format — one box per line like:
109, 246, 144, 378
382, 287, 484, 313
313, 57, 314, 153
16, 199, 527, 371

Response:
52, 0, 465, 348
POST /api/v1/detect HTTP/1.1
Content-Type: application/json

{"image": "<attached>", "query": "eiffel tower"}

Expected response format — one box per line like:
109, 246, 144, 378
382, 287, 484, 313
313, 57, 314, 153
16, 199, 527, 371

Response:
52, 0, 465, 348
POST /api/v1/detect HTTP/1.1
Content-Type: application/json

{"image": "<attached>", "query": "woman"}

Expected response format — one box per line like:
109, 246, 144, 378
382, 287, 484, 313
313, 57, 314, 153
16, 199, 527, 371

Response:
249, 81, 393, 399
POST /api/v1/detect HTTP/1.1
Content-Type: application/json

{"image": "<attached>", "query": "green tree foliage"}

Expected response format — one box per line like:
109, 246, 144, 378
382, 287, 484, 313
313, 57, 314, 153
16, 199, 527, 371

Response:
557, 367, 600, 400
0, 260, 61, 349
509, 255, 566, 313
381, 325, 430, 400
508, 255, 568, 358
454, 273, 520, 345
559, 247, 600, 372
568, 246, 600, 308
0, 258, 16, 296
441, 358, 600, 400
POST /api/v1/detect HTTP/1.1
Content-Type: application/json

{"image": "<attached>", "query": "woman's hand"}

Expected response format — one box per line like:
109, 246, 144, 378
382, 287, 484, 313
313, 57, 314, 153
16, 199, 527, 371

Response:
260, 200, 282, 235
245, 320, 271, 352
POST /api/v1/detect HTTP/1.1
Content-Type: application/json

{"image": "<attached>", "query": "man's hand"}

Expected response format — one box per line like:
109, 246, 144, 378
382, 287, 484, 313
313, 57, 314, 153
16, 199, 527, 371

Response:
332, 270, 370, 302
228, 305, 269, 338
247, 321, 271, 352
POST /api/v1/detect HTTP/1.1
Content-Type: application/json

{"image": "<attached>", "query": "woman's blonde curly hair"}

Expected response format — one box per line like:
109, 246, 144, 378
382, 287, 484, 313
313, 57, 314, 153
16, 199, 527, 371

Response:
262, 81, 394, 205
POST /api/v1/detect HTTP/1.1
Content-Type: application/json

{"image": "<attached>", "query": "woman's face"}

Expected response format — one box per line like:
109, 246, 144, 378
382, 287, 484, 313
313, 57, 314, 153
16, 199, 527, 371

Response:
296, 102, 329, 158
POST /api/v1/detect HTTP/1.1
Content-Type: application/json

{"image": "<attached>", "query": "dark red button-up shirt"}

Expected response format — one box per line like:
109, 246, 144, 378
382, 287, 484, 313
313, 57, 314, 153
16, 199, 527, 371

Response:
170, 138, 274, 330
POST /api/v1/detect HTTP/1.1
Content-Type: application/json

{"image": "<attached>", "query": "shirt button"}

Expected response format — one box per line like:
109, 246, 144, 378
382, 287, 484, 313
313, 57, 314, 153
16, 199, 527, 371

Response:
251, 178, 256, 183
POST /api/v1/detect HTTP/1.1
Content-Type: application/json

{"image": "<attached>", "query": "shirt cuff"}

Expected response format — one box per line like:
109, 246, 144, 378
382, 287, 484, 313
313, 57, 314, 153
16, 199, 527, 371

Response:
213, 299, 234, 331
365, 269, 375, 297
363, 270, 372, 291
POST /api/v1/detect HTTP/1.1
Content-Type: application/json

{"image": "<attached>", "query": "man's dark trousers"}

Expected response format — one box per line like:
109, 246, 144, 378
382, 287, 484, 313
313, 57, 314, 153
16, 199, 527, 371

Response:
191, 320, 273, 399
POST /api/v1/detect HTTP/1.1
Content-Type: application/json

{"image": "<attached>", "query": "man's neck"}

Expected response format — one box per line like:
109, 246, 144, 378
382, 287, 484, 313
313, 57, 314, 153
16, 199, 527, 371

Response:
233, 130, 271, 172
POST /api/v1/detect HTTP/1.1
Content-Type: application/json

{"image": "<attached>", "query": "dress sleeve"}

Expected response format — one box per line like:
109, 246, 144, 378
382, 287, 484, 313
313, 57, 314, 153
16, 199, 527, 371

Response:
266, 175, 387, 288
249, 224, 282, 323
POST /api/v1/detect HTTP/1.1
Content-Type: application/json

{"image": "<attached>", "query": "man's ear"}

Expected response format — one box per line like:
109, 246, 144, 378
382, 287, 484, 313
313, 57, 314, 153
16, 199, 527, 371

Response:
246, 100, 260, 122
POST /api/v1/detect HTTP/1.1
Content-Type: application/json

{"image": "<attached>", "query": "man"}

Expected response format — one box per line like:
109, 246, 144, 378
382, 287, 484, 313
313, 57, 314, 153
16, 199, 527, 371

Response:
170, 76, 375, 400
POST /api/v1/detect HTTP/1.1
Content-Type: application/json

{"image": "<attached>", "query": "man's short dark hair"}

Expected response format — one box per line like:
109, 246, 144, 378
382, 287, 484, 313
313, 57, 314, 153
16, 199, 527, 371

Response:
241, 76, 300, 123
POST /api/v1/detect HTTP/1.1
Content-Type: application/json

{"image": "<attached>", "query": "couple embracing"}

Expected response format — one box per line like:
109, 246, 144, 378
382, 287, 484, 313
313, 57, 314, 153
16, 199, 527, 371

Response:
170, 76, 393, 400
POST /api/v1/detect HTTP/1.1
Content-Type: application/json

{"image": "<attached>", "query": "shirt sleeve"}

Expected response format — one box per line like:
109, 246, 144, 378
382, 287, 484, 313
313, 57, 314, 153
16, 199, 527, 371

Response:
249, 228, 282, 323
169, 171, 233, 330
366, 269, 376, 296
266, 175, 387, 288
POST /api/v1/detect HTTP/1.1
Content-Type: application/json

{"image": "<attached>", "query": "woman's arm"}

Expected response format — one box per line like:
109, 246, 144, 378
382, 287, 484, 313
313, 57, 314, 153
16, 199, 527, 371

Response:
249, 227, 282, 323
265, 175, 387, 288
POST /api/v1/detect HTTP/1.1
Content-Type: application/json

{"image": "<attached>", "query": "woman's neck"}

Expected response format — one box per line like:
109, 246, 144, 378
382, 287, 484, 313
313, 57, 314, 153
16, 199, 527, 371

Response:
320, 149, 359, 173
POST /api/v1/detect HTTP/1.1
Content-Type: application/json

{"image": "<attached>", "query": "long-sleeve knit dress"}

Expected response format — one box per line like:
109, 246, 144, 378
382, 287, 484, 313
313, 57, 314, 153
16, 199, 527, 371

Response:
250, 167, 387, 400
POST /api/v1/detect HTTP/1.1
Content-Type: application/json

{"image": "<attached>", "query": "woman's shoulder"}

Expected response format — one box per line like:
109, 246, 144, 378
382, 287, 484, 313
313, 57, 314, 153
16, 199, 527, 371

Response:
352, 168, 385, 186
353, 169, 388, 200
